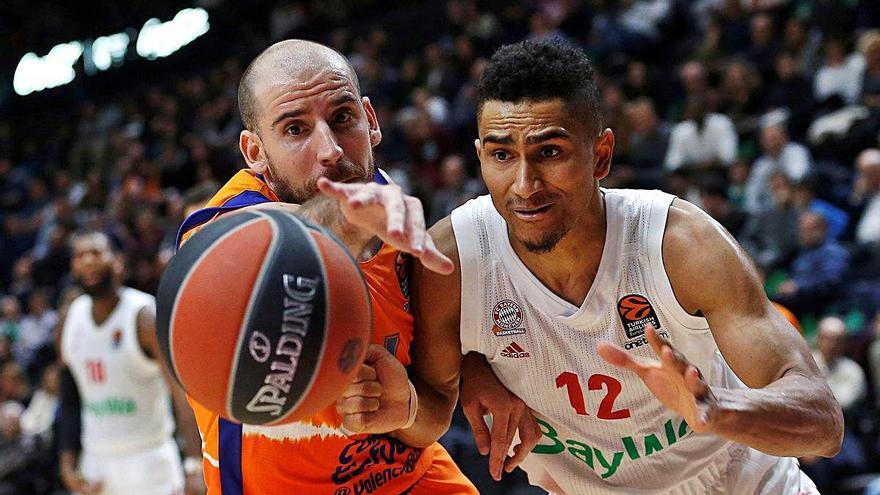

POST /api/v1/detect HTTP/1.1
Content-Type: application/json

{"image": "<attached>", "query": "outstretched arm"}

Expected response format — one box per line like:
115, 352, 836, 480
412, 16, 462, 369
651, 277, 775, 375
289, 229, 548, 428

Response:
600, 199, 842, 457
242, 179, 452, 274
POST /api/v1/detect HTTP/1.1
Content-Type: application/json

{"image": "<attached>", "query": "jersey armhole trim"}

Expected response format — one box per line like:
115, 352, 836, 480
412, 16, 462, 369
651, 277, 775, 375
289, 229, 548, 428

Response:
451, 201, 481, 355
646, 193, 710, 332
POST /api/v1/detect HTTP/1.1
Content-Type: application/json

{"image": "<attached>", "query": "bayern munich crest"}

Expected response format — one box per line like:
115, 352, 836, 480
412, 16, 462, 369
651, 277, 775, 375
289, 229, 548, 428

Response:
491, 299, 526, 336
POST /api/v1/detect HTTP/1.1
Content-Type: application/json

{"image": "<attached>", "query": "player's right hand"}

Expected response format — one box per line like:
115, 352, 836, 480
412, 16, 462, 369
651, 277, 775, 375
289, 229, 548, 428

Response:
460, 352, 541, 481
60, 468, 103, 495
317, 178, 454, 275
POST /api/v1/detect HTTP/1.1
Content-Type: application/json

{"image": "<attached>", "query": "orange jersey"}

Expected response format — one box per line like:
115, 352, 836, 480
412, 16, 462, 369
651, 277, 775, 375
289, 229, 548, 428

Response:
177, 170, 476, 495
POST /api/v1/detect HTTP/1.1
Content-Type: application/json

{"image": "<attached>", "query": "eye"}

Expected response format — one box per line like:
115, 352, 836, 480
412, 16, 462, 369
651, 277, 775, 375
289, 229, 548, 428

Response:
285, 124, 302, 136
335, 110, 354, 124
540, 147, 561, 158
492, 150, 510, 161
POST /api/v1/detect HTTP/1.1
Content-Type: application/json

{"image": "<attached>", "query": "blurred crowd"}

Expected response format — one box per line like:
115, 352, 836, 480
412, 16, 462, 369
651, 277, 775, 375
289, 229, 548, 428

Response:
1, 0, 880, 493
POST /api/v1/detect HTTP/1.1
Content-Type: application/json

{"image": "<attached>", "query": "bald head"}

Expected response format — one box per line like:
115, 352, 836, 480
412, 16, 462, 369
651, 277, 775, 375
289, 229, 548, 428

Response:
857, 148, 880, 170
238, 39, 361, 132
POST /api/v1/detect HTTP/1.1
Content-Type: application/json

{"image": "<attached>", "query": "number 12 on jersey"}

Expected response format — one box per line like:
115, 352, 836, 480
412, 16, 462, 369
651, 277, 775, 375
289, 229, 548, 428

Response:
556, 371, 630, 419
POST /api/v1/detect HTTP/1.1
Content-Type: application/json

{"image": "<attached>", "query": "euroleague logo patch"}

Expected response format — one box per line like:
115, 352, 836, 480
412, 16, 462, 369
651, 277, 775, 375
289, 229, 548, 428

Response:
491, 299, 526, 336
617, 294, 661, 339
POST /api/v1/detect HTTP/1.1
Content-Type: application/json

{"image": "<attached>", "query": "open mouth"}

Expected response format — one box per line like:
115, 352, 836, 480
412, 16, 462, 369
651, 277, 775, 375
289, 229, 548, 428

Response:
512, 204, 553, 219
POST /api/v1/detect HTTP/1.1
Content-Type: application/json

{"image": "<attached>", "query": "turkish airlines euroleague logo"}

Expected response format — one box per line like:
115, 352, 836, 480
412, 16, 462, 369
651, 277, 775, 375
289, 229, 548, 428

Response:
617, 294, 661, 339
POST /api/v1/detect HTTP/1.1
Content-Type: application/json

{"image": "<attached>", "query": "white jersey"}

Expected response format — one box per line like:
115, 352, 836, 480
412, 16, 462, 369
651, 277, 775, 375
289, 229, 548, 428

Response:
452, 191, 816, 495
61, 287, 175, 457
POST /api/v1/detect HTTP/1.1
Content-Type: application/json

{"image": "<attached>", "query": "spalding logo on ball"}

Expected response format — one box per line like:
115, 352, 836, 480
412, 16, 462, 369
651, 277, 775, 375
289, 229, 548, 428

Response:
156, 209, 372, 425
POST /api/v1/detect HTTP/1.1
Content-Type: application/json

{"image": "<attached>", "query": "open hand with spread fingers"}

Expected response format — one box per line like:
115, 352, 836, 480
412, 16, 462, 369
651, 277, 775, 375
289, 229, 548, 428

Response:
316, 178, 454, 275
597, 324, 717, 433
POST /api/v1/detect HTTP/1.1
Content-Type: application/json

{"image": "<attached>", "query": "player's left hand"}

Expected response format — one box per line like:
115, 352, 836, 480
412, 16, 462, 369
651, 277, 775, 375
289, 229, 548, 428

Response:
336, 344, 412, 434
185, 472, 207, 495
597, 324, 716, 433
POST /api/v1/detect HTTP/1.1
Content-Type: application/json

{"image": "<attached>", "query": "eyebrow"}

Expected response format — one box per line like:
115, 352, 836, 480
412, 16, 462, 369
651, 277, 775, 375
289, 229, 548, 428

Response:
481, 133, 514, 145
525, 128, 571, 144
270, 94, 360, 129
482, 128, 572, 145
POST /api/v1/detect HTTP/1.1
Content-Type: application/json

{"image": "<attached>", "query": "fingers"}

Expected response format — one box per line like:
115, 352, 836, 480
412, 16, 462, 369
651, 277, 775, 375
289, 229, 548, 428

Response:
404, 197, 426, 254
644, 324, 667, 356
353, 363, 377, 383
337, 395, 381, 415
316, 177, 352, 200
362, 343, 390, 365
462, 404, 491, 456
488, 412, 512, 480
381, 186, 407, 238
418, 232, 455, 275
504, 411, 540, 473
597, 342, 649, 375
340, 380, 383, 399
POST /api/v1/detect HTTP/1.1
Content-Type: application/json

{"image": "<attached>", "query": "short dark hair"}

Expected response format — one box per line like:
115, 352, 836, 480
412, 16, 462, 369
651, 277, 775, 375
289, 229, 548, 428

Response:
477, 39, 603, 136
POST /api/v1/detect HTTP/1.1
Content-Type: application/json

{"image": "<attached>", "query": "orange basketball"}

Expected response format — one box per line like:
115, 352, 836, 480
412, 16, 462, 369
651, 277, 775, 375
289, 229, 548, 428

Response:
156, 209, 372, 425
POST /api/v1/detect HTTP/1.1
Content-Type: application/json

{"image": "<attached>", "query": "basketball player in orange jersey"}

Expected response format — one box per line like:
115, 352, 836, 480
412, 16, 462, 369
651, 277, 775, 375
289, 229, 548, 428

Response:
176, 39, 479, 494
341, 39, 844, 493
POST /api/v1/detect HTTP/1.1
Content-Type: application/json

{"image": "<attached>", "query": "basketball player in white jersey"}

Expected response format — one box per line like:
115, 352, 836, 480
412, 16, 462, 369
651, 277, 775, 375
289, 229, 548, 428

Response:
339, 39, 844, 493
58, 232, 205, 495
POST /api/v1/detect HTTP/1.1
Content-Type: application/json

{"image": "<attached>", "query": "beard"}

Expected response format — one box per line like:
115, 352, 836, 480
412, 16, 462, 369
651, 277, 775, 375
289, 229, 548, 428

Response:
506, 193, 569, 254
520, 228, 567, 254
266, 153, 376, 204
77, 269, 116, 298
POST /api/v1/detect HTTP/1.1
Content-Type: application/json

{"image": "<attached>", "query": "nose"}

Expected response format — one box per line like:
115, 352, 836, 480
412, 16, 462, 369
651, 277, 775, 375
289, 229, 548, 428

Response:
510, 158, 543, 199
314, 120, 343, 167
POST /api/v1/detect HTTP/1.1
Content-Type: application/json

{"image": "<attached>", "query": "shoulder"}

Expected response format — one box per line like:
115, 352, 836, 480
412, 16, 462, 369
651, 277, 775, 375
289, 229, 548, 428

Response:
663, 198, 762, 315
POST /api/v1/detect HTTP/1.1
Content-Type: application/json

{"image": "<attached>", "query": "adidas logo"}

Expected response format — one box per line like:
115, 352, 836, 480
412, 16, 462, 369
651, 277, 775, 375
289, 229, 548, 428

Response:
500, 341, 530, 358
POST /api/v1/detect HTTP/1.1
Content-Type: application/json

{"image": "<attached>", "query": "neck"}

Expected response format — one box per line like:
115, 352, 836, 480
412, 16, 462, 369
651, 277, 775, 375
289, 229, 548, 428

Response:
510, 191, 606, 307
91, 287, 121, 325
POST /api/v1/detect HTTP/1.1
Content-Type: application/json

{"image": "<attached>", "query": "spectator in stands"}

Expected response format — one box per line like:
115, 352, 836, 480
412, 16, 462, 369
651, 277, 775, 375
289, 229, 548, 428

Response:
0, 400, 46, 494
765, 50, 815, 140
664, 94, 738, 172
791, 177, 849, 240
746, 13, 778, 83
718, 58, 763, 137
621, 97, 669, 188
774, 211, 851, 314
0, 298, 20, 344
852, 148, 880, 244
814, 38, 863, 106
19, 364, 59, 441
744, 112, 812, 213
802, 316, 868, 492
429, 154, 484, 224
698, 177, 748, 237
14, 289, 56, 382
741, 172, 801, 272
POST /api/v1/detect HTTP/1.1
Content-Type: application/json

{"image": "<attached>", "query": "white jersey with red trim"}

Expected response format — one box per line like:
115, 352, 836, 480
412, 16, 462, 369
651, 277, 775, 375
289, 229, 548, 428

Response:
451, 190, 816, 494
61, 287, 175, 457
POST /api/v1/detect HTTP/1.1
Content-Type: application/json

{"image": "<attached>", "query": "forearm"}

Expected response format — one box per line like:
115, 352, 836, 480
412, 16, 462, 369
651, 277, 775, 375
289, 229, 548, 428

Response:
709, 372, 843, 457
296, 195, 374, 256
390, 375, 458, 449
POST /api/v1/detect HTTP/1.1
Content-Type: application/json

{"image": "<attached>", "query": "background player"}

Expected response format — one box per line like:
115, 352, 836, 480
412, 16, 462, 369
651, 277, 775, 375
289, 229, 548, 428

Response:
176, 39, 476, 494
341, 39, 844, 493
57, 232, 204, 494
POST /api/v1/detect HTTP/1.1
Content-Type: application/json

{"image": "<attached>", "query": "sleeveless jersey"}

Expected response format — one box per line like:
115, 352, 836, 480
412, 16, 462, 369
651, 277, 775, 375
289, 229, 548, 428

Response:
451, 190, 810, 494
179, 169, 475, 495
61, 287, 175, 457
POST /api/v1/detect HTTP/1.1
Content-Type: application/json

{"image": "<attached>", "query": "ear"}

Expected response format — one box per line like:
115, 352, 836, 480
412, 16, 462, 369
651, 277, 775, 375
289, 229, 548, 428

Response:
473, 138, 482, 160
593, 128, 615, 180
362, 97, 383, 147
240, 129, 269, 174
